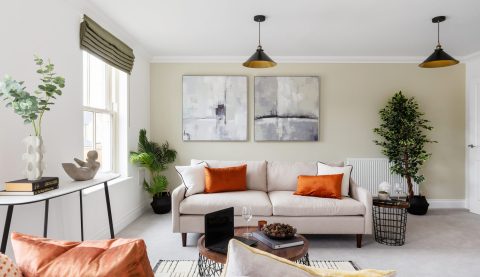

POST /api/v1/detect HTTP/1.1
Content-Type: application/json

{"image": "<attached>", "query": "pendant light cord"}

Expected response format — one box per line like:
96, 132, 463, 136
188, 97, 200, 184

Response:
258, 21, 261, 47
437, 21, 441, 47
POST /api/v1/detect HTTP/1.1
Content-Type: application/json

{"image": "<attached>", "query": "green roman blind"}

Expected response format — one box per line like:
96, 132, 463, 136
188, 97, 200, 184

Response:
80, 15, 135, 74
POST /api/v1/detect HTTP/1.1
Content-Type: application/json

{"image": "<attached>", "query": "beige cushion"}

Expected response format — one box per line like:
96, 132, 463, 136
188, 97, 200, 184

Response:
222, 239, 396, 277
179, 190, 272, 216
191, 159, 267, 191
269, 191, 365, 216
317, 162, 352, 196
267, 161, 345, 192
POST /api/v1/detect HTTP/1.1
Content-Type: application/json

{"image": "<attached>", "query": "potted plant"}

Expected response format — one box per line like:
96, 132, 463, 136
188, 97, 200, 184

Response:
0, 56, 65, 180
373, 91, 436, 215
130, 129, 177, 214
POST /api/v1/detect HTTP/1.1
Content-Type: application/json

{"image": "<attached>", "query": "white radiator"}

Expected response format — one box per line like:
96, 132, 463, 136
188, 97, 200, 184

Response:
346, 158, 419, 196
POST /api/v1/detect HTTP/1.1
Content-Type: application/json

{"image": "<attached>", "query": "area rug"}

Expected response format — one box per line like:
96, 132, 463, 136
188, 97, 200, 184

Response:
153, 259, 359, 276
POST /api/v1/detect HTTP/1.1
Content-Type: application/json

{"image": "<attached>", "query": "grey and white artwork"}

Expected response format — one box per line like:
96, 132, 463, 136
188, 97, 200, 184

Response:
183, 76, 247, 141
255, 76, 319, 141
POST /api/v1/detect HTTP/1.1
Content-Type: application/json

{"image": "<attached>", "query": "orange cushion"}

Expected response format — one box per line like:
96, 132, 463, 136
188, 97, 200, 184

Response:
294, 174, 343, 199
11, 232, 153, 277
204, 164, 247, 193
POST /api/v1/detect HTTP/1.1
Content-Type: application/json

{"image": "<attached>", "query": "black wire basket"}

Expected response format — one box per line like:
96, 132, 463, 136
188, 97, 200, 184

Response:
373, 201, 408, 246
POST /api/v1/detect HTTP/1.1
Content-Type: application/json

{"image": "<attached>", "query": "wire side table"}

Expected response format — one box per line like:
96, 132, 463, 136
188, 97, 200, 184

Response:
372, 198, 409, 246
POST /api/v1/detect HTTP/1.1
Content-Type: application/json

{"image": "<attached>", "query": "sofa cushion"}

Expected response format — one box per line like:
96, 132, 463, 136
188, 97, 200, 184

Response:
180, 190, 272, 216
267, 161, 345, 192
204, 165, 247, 193
268, 191, 365, 216
11, 232, 153, 277
192, 159, 267, 191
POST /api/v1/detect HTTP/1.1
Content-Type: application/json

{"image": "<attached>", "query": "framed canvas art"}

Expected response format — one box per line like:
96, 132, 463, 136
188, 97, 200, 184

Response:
254, 76, 319, 141
182, 76, 247, 141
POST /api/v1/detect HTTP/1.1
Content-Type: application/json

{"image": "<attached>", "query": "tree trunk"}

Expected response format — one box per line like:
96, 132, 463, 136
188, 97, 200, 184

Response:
406, 175, 414, 199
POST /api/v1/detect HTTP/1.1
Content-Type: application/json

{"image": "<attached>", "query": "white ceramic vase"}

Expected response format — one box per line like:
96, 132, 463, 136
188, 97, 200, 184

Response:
22, 136, 45, 181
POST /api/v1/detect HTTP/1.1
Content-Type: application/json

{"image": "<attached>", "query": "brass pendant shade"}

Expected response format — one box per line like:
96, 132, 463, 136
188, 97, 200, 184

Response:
419, 16, 459, 68
243, 15, 276, 68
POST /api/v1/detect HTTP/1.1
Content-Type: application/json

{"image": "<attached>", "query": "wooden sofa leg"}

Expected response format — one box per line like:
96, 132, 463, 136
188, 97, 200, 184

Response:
356, 234, 362, 248
182, 233, 187, 247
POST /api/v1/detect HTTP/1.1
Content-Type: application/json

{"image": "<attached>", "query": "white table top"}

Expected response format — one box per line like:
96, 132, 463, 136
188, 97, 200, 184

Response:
0, 173, 120, 205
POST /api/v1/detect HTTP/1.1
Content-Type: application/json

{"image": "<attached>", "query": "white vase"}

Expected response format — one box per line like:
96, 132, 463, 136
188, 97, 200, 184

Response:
22, 136, 45, 181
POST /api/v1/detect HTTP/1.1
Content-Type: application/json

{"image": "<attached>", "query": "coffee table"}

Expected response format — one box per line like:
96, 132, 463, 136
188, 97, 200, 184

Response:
197, 226, 310, 277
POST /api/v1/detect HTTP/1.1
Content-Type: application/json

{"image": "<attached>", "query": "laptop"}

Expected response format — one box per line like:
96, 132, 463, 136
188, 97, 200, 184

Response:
205, 207, 257, 254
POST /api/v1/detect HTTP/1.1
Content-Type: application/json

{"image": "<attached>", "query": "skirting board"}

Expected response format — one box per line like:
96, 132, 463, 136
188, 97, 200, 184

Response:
429, 199, 466, 209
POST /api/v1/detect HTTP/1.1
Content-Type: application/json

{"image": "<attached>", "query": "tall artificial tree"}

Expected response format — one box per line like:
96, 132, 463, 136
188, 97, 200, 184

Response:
373, 91, 436, 199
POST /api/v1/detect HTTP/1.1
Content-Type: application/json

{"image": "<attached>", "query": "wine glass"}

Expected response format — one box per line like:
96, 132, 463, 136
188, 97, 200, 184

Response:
242, 206, 253, 238
394, 183, 403, 200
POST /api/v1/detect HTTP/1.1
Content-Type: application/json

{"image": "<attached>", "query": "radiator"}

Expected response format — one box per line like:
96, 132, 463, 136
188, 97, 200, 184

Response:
345, 158, 419, 196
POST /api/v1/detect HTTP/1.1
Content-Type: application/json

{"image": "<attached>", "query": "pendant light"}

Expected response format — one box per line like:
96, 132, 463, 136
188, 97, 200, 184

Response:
419, 16, 459, 68
243, 15, 277, 68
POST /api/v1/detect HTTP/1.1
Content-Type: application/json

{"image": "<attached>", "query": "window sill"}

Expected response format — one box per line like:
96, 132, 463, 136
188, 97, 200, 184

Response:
82, 175, 133, 195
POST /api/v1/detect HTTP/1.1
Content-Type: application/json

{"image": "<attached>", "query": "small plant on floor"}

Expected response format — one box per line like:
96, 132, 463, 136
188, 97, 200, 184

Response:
373, 91, 436, 213
130, 129, 177, 214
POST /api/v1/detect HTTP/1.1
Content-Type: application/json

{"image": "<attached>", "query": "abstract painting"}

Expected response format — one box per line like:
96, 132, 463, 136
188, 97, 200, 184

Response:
255, 76, 319, 141
183, 76, 247, 141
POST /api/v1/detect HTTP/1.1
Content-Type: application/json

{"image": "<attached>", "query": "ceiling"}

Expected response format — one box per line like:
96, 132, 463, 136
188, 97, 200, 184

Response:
89, 0, 480, 59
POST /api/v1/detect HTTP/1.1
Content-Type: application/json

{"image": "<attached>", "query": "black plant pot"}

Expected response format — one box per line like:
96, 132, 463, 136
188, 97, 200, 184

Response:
408, 195, 429, 215
151, 194, 171, 214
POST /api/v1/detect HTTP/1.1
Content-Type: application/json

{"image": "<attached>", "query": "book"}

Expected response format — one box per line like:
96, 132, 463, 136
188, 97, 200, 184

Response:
0, 185, 59, 196
252, 231, 304, 249
5, 177, 59, 192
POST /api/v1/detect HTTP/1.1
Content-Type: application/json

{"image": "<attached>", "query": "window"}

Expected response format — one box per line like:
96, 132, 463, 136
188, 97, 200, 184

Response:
83, 52, 128, 172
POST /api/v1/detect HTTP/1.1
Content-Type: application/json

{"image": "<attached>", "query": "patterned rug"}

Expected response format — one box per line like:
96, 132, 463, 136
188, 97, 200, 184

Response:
154, 259, 359, 276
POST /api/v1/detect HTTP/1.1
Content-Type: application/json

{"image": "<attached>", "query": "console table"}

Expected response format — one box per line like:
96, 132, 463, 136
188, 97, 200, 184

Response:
0, 173, 120, 253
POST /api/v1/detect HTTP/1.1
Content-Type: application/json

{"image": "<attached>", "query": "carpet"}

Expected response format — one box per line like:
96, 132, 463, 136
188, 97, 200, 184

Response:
153, 259, 359, 276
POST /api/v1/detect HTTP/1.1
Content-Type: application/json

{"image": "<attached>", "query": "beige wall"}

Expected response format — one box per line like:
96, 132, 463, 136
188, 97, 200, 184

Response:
150, 63, 465, 199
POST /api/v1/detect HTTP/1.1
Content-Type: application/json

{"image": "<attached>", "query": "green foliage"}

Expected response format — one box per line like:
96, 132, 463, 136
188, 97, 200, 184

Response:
373, 91, 436, 198
0, 56, 65, 136
130, 129, 177, 197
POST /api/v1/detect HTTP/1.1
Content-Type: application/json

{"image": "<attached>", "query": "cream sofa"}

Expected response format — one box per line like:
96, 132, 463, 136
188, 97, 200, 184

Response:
172, 160, 372, 248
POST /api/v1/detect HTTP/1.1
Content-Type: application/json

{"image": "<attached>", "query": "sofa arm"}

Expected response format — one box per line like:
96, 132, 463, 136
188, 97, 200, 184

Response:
171, 184, 186, 233
350, 179, 373, 234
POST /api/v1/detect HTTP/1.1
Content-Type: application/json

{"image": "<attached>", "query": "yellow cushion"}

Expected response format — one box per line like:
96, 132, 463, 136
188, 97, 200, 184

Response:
222, 239, 395, 277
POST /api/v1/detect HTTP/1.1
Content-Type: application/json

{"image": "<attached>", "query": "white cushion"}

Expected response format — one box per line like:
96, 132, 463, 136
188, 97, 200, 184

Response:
268, 191, 365, 216
179, 190, 272, 216
222, 239, 396, 277
191, 159, 267, 191
317, 162, 352, 196
175, 162, 206, 197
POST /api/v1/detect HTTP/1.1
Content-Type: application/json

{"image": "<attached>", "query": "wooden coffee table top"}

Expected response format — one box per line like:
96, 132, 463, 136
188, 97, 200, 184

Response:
198, 226, 309, 264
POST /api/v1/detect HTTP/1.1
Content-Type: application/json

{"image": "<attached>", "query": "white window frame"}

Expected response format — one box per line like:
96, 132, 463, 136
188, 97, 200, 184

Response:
82, 52, 119, 173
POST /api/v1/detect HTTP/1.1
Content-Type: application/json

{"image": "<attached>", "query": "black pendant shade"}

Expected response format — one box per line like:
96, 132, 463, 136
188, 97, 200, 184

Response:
243, 46, 277, 68
419, 16, 459, 68
243, 15, 276, 68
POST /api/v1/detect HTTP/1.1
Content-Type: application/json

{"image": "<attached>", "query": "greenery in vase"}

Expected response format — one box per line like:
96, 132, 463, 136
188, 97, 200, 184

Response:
373, 91, 436, 199
0, 56, 65, 136
130, 129, 177, 197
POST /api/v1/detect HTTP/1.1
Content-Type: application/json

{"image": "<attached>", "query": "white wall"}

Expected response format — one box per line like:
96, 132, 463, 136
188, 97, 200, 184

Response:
0, 0, 151, 257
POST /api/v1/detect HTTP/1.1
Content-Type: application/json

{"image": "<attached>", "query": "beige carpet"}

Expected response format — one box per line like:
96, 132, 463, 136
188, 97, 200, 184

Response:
153, 260, 358, 276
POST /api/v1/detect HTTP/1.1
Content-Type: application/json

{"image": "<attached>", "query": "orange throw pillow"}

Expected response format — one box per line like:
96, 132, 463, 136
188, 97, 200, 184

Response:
294, 174, 344, 199
204, 164, 247, 193
11, 232, 153, 277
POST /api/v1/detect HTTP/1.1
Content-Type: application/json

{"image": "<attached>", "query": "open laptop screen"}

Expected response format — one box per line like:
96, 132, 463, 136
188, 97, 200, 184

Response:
204, 207, 234, 247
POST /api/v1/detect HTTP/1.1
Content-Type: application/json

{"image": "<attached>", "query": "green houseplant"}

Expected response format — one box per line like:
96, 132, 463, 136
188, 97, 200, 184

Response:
0, 56, 65, 180
373, 91, 436, 215
130, 129, 177, 214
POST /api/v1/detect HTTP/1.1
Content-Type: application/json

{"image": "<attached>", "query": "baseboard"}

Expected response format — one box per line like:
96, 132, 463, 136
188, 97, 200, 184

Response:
92, 202, 150, 239
428, 199, 466, 209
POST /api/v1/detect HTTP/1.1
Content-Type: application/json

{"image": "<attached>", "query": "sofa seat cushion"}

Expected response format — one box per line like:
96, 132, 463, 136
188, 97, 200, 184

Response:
268, 191, 365, 216
180, 191, 272, 216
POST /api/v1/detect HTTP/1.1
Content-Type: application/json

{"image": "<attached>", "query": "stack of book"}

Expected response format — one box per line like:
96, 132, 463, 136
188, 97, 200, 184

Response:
0, 177, 59, 196
252, 231, 304, 249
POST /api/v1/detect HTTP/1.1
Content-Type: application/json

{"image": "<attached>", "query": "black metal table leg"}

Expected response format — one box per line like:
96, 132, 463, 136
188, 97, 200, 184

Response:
43, 200, 49, 237
1, 205, 14, 254
79, 191, 84, 241
104, 182, 114, 239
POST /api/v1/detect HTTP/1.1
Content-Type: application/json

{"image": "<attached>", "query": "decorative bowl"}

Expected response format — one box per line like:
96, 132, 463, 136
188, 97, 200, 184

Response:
262, 223, 297, 240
